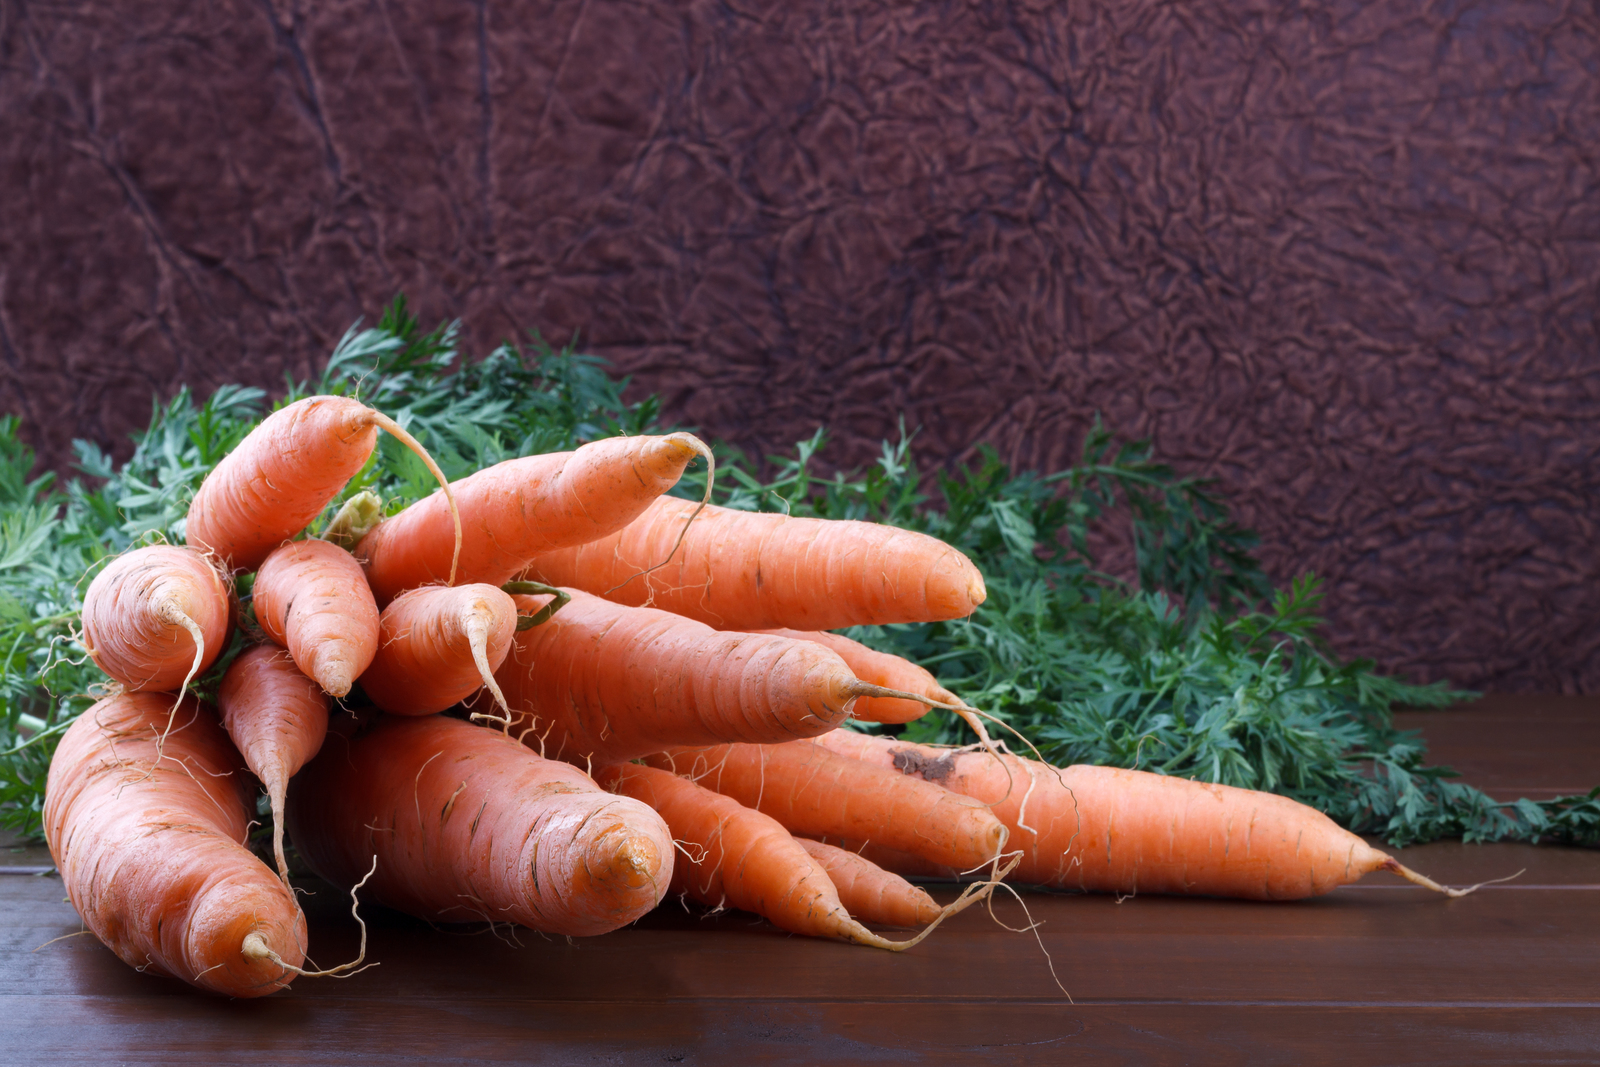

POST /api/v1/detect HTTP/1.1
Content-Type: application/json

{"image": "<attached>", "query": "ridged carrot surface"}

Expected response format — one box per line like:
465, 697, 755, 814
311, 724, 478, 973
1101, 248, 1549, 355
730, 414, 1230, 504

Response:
599, 763, 886, 945
796, 837, 941, 928
756, 629, 952, 723
496, 589, 867, 766
356, 432, 706, 605
648, 741, 1006, 872
522, 496, 987, 631
813, 732, 1421, 900
357, 584, 517, 717
186, 395, 450, 574
287, 713, 673, 936
43, 692, 306, 996
80, 545, 231, 693
216, 646, 330, 885
253, 539, 379, 699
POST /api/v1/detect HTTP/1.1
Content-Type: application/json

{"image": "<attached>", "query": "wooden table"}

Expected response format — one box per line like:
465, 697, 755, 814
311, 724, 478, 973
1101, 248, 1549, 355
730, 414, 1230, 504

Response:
4, 694, 1597, 1064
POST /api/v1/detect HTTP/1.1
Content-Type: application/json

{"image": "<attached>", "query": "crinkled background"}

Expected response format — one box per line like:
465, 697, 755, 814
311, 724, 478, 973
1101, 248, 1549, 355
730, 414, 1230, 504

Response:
3, 1, 1598, 691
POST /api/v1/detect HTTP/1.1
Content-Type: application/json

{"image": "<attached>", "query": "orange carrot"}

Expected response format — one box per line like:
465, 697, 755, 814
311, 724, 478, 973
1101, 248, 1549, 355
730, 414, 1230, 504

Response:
523, 496, 986, 630
647, 741, 1006, 872
43, 692, 306, 996
813, 732, 1468, 900
287, 713, 673, 936
185, 394, 460, 575
495, 589, 933, 766
796, 837, 941, 928
601, 763, 980, 950
80, 545, 231, 694
216, 645, 330, 886
252, 539, 379, 698
755, 629, 953, 723
357, 584, 517, 718
355, 432, 710, 606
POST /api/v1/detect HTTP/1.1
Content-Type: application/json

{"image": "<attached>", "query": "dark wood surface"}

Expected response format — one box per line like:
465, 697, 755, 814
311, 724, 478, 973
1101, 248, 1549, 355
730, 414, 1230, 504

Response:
4, 696, 1597, 1065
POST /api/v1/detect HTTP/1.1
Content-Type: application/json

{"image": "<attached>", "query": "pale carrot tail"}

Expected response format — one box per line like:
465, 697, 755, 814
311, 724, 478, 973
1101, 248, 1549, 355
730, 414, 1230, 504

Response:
360, 411, 462, 586
242, 857, 378, 978
464, 599, 514, 732
269, 783, 291, 891
842, 854, 1021, 952
1378, 856, 1521, 897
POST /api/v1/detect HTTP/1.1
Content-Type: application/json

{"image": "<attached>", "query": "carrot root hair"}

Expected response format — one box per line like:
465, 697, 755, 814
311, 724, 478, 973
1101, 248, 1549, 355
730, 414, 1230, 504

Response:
464, 605, 513, 733
1379, 857, 1521, 897
241, 856, 379, 978
360, 411, 462, 586
843, 852, 1022, 953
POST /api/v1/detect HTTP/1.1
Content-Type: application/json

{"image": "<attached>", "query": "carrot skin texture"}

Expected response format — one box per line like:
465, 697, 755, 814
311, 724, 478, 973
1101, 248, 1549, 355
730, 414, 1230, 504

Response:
523, 496, 987, 631
648, 741, 1006, 872
216, 646, 330, 882
796, 838, 941, 927
81, 546, 230, 692
43, 692, 306, 996
287, 714, 673, 936
357, 584, 517, 716
356, 433, 703, 605
496, 589, 859, 765
599, 763, 870, 943
253, 539, 379, 698
756, 629, 948, 723
186, 396, 386, 573
812, 732, 1393, 900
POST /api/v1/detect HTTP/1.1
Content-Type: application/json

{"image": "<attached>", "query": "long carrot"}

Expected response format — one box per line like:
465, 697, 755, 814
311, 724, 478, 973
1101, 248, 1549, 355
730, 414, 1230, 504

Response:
600, 763, 990, 950
495, 589, 939, 766
287, 713, 673, 936
355, 432, 711, 606
43, 692, 306, 996
813, 732, 1470, 900
647, 741, 1006, 872
216, 645, 330, 887
522, 496, 987, 630
252, 538, 379, 699
357, 584, 517, 718
755, 629, 953, 723
80, 545, 231, 695
185, 394, 460, 576
796, 837, 941, 928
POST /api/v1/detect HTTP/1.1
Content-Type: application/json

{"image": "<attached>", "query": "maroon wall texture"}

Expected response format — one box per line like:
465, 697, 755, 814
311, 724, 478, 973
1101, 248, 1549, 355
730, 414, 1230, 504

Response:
3, 1, 1599, 691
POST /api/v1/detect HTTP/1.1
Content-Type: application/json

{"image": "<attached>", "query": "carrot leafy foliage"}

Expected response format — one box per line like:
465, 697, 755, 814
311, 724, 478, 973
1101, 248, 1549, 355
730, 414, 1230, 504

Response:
1, 298, 1595, 847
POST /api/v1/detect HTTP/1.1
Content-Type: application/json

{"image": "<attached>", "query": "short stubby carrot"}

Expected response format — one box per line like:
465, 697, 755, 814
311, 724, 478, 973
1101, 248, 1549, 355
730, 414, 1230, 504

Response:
287, 713, 673, 936
496, 589, 918, 766
186, 394, 459, 575
216, 645, 330, 886
253, 538, 379, 699
756, 629, 954, 723
522, 496, 987, 631
80, 545, 231, 694
357, 584, 517, 718
796, 837, 941, 928
600, 763, 911, 949
813, 732, 1465, 900
356, 432, 709, 606
647, 741, 1006, 872
43, 692, 306, 996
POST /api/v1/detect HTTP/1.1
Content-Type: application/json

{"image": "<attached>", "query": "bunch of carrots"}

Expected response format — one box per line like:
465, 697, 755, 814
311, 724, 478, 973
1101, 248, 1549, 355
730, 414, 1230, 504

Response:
44, 394, 1470, 998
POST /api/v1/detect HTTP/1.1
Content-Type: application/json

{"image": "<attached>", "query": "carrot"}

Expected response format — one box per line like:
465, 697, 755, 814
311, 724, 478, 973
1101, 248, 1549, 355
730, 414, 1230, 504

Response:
80, 545, 231, 695
42, 691, 306, 996
495, 589, 940, 766
185, 394, 460, 576
286, 712, 673, 936
355, 432, 711, 606
796, 837, 941, 928
357, 584, 517, 719
813, 732, 1471, 900
216, 645, 330, 887
755, 629, 954, 723
646, 741, 1006, 872
600, 763, 989, 950
252, 538, 379, 698
522, 496, 987, 631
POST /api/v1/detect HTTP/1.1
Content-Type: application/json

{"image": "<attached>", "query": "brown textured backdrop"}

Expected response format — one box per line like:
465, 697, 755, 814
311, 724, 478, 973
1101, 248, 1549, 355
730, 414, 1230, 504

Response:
3, 1, 1599, 691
